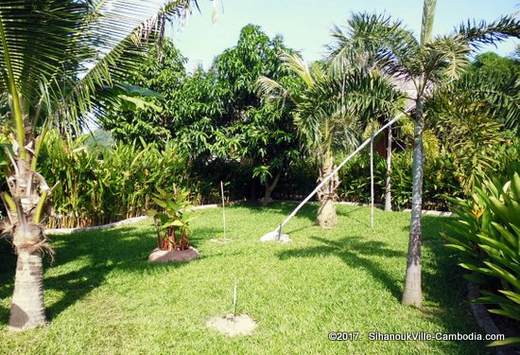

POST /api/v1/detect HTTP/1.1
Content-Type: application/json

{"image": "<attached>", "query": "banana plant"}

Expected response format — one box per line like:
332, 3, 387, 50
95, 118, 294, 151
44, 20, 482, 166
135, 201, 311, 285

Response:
0, 0, 201, 331
148, 186, 192, 251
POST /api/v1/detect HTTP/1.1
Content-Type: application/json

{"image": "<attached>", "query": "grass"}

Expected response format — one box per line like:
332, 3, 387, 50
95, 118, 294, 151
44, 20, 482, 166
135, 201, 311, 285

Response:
0, 203, 486, 354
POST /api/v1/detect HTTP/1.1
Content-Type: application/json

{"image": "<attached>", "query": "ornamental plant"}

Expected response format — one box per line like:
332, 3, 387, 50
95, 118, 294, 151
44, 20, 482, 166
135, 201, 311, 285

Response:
148, 186, 192, 251
445, 173, 520, 346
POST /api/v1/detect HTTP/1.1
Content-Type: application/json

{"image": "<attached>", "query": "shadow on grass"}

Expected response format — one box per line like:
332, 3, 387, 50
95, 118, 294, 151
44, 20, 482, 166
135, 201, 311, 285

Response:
419, 216, 481, 335
0, 223, 217, 324
336, 205, 372, 227
235, 201, 317, 224
278, 235, 406, 300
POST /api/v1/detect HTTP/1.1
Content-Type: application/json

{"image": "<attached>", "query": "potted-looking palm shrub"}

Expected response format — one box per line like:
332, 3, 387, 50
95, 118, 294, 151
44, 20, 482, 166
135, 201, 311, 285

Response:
147, 187, 199, 263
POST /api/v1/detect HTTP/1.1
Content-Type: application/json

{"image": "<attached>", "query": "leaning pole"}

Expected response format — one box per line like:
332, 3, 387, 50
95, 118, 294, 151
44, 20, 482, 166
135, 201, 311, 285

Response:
260, 114, 404, 242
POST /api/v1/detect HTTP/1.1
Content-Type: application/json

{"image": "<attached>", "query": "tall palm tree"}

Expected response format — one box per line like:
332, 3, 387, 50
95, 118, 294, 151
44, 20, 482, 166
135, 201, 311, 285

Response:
329, 0, 520, 306
258, 53, 398, 228
0, 0, 200, 331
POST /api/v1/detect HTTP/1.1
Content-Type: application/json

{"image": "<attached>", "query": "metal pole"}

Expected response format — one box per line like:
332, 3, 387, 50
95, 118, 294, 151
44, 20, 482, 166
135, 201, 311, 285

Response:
385, 123, 393, 211
221, 181, 226, 239
277, 115, 403, 231
232, 278, 238, 316
370, 134, 375, 228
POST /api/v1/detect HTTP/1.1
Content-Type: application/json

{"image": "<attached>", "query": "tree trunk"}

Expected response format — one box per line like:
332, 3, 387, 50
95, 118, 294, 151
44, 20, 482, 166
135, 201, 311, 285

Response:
9, 248, 46, 330
384, 124, 393, 212
402, 102, 424, 307
5, 145, 50, 330
261, 172, 280, 205
317, 151, 338, 228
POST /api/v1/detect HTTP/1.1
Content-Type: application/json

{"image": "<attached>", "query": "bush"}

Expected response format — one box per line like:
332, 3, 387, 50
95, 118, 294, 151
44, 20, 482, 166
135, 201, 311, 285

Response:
445, 173, 520, 346
39, 131, 190, 228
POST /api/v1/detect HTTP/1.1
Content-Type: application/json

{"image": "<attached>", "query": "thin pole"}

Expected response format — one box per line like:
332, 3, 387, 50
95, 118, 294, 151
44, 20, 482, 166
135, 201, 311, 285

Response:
385, 123, 393, 211
232, 279, 238, 316
370, 134, 375, 228
277, 115, 402, 232
221, 181, 226, 239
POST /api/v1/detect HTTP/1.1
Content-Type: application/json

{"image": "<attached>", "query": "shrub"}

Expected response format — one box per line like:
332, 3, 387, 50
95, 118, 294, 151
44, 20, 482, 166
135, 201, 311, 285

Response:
39, 131, 190, 228
445, 173, 520, 346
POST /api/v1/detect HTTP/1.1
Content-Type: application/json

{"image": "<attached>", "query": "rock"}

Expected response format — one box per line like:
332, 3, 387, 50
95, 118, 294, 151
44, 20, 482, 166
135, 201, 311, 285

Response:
148, 247, 199, 263
259, 231, 291, 243
206, 314, 257, 337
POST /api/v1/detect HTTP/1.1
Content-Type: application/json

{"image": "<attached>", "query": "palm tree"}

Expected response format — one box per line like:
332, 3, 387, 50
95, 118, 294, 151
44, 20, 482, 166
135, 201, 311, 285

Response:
0, 0, 200, 331
329, 0, 520, 306
258, 53, 398, 228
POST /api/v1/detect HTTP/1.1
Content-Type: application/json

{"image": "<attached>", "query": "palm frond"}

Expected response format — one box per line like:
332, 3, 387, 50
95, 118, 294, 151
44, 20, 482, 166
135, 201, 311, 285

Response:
0, 0, 199, 137
281, 52, 315, 88
457, 15, 520, 48
256, 76, 289, 101
432, 72, 520, 132
422, 36, 470, 84
328, 12, 420, 81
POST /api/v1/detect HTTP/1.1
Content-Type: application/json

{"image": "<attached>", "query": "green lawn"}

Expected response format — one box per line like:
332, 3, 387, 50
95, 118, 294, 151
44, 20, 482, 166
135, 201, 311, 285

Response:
0, 203, 486, 354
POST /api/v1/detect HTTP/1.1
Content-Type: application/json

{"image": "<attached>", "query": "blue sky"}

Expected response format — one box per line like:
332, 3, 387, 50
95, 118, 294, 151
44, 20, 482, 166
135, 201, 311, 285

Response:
169, 0, 519, 71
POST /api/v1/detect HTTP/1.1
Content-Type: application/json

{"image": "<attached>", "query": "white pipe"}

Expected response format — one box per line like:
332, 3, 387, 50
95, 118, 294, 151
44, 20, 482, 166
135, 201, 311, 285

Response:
276, 115, 403, 235
370, 134, 374, 228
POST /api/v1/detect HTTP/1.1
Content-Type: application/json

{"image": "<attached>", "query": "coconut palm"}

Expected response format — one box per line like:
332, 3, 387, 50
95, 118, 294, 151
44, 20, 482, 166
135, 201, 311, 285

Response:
0, 0, 201, 331
329, 0, 520, 306
258, 53, 399, 228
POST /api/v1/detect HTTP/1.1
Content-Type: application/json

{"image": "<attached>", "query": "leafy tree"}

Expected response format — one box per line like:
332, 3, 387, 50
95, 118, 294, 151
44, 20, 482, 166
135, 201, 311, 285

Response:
329, 0, 520, 306
100, 40, 188, 143
424, 52, 520, 193
0, 0, 198, 331
431, 52, 520, 134
168, 25, 302, 200
471, 51, 520, 86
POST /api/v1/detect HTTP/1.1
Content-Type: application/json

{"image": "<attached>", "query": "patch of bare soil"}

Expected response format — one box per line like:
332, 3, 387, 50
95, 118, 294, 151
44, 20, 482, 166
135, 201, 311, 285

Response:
206, 314, 257, 337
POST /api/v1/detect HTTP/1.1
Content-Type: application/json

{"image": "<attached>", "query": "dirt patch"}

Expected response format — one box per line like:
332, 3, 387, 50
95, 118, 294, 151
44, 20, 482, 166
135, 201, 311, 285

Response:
206, 314, 257, 337
148, 247, 199, 263
260, 231, 291, 243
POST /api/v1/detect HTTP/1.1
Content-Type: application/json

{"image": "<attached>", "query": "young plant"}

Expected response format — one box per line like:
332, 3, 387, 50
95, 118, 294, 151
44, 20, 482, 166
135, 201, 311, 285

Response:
148, 186, 192, 251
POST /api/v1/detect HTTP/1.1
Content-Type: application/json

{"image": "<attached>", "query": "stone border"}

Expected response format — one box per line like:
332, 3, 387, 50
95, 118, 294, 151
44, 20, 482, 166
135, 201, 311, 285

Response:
336, 201, 453, 216
467, 282, 516, 355
46, 204, 220, 235
46, 199, 452, 234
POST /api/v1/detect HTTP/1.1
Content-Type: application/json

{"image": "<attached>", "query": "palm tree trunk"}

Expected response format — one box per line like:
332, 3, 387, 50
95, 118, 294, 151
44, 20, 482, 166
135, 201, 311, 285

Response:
402, 102, 424, 307
384, 124, 393, 212
9, 248, 46, 330
317, 151, 338, 228
6, 153, 49, 330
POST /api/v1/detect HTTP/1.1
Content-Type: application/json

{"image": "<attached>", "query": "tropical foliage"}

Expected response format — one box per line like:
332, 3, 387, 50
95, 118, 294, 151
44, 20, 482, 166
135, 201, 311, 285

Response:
257, 51, 401, 227
1, 0, 519, 343
148, 186, 192, 251
101, 25, 302, 201
0, 0, 199, 331
327, 0, 520, 306
38, 130, 189, 229
446, 173, 520, 346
